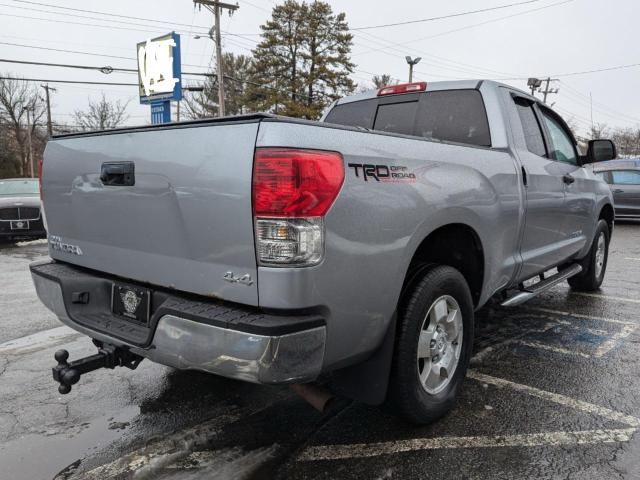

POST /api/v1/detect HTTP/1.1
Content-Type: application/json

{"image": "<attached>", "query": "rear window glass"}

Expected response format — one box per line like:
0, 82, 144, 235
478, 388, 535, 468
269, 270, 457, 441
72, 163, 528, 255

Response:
324, 100, 376, 129
374, 101, 419, 135
414, 90, 491, 147
324, 89, 491, 147
0, 179, 39, 196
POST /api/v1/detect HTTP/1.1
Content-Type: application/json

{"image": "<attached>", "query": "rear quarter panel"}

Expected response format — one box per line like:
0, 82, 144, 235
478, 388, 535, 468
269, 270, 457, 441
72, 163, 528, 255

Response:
256, 120, 522, 369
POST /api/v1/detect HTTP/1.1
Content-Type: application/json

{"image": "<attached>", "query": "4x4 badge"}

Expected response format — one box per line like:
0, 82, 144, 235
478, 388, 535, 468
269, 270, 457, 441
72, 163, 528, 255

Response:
223, 272, 254, 286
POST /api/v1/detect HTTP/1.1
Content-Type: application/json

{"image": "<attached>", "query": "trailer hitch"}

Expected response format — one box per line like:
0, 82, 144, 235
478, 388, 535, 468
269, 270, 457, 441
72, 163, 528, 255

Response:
52, 343, 143, 394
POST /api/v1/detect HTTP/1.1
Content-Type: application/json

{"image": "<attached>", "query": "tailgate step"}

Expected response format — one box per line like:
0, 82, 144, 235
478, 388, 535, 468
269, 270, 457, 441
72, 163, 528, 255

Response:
501, 264, 582, 307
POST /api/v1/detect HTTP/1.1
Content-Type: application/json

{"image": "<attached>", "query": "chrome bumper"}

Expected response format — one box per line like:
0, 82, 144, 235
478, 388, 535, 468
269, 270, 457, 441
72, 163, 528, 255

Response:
32, 273, 326, 384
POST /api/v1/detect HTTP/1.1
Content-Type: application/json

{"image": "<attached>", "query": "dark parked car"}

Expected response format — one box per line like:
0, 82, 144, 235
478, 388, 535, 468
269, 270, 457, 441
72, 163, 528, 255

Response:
0, 178, 47, 242
590, 158, 640, 219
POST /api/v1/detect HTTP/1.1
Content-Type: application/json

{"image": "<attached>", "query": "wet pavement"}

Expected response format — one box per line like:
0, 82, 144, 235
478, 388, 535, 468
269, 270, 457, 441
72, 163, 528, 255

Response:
1, 224, 639, 480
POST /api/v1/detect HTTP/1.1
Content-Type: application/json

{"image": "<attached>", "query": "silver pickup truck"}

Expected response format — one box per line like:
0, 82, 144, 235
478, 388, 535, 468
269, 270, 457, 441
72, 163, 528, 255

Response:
31, 80, 617, 424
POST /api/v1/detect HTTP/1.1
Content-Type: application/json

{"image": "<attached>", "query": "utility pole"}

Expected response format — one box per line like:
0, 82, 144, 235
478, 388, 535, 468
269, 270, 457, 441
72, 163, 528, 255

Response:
41, 84, 56, 137
193, 0, 238, 117
590, 92, 594, 132
25, 106, 34, 177
539, 77, 559, 104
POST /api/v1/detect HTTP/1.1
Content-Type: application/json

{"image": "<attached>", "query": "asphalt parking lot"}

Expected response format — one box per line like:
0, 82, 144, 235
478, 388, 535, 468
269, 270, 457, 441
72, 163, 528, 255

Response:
1, 224, 639, 480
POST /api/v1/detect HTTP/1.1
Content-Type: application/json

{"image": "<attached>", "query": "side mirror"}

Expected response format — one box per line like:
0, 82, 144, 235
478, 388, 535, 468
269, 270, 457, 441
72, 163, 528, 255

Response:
585, 139, 617, 164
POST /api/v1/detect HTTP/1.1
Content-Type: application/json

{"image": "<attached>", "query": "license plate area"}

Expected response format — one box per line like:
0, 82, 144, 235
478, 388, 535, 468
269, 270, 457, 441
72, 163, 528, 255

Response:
10, 220, 29, 230
111, 283, 151, 325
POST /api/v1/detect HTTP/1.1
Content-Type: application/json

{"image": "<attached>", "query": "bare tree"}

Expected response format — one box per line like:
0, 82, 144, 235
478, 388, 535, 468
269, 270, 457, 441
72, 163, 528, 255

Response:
611, 126, 640, 158
372, 74, 396, 88
588, 122, 609, 140
0, 75, 46, 177
73, 94, 129, 131
357, 74, 398, 93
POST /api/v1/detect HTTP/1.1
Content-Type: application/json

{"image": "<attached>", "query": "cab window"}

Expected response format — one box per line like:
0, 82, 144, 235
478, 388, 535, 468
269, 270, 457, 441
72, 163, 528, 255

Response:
513, 97, 546, 157
611, 170, 640, 185
539, 109, 579, 165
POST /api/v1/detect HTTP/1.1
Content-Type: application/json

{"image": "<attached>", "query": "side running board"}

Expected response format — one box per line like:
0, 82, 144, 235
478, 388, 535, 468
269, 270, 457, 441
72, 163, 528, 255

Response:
501, 264, 582, 307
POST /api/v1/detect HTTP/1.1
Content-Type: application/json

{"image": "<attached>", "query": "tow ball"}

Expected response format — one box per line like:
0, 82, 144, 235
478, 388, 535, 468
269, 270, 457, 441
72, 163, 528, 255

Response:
52, 342, 143, 394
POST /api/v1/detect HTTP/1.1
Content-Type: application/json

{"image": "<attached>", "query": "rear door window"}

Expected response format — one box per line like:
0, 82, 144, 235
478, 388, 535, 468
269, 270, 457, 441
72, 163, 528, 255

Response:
373, 101, 419, 135
414, 90, 491, 147
513, 97, 547, 158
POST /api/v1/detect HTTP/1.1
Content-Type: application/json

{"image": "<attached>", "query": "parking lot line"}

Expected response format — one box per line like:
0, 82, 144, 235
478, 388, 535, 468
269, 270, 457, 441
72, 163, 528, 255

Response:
468, 371, 640, 428
524, 307, 634, 325
571, 292, 640, 304
515, 340, 592, 358
0, 326, 78, 354
297, 371, 640, 462
296, 428, 636, 461
624, 257, 640, 262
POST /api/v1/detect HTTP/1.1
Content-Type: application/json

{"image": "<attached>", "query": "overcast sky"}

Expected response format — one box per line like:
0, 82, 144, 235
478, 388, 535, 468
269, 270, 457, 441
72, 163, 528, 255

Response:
1, 0, 638, 136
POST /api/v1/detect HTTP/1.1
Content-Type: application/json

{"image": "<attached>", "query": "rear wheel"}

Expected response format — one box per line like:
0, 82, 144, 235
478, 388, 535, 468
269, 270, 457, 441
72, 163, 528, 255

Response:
386, 265, 474, 424
567, 219, 610, 291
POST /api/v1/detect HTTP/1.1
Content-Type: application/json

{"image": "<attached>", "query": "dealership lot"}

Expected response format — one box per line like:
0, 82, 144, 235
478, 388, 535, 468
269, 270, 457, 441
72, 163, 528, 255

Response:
1, 225, 639, 480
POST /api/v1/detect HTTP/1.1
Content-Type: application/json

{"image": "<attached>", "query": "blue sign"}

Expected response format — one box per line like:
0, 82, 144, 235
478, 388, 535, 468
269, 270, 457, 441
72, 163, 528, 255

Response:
150, 100, 171, 124
137, 32, 182, 105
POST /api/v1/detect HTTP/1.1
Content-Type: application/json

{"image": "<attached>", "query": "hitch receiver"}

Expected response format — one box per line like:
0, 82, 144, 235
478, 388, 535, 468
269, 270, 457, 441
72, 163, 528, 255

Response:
52, 343, 143, 394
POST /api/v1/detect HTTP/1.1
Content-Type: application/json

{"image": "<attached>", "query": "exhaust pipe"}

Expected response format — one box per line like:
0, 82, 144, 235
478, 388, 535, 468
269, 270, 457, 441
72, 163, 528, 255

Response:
290, 384, 334, 412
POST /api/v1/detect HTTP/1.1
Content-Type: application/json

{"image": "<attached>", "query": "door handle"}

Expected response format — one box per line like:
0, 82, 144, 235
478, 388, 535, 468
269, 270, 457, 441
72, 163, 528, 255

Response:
613, 189, 624, 193
100, 162, 135, 186
562, 174, 575, 185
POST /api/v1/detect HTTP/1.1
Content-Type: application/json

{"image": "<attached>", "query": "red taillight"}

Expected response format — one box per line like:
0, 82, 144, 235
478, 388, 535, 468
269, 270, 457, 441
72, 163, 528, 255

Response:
38, 159, 43, 201
377, 82, 427, 96
253, 148, 344, 217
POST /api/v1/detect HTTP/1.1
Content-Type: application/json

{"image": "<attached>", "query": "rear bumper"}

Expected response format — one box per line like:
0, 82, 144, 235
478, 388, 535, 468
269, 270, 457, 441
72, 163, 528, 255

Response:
0, 218, 46, 238
30, 261, 326, 384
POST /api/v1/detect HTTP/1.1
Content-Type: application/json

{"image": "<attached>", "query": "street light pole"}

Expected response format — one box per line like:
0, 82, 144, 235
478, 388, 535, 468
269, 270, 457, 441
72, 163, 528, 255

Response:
405, 56, 422, 83
193, 0, 238, 117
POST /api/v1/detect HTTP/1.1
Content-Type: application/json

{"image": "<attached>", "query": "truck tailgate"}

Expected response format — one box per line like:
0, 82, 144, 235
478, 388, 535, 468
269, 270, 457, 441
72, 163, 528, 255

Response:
42, 119, 261, 305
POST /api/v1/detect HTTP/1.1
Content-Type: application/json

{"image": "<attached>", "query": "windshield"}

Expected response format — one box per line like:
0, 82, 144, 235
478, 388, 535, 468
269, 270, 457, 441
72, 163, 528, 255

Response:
0, 179, 40, 196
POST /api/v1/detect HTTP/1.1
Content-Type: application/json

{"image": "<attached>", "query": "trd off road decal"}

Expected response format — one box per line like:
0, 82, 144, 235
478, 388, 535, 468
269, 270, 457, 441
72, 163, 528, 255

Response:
347, 163, 416, 183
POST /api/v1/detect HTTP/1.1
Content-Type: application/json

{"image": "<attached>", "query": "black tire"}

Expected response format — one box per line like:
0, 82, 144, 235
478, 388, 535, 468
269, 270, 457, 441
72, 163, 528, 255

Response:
567, 219, 610, 291
386, 265, 474, 424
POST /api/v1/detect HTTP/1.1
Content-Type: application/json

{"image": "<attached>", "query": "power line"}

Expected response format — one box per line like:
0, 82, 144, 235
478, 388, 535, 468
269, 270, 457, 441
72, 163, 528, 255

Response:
350, 0, 574, 82
0, 76, 138, 86
0, 72, 317, 100
351, 0, 539, 30
0, 12, 184, 35
351, 0, 574, 79
0, 41, 211, 70
0, 58, 216, 78
3, 0, 261, 37
6, 0, 210, 30
0, 2, 209, 33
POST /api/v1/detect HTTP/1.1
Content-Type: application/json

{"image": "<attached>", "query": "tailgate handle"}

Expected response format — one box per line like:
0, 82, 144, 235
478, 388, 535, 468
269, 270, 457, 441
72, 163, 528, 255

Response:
100, 162, 135, 186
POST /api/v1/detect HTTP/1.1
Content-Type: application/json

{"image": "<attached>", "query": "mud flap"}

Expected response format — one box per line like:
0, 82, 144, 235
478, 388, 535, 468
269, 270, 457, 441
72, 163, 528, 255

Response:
328, 314, 396, 405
